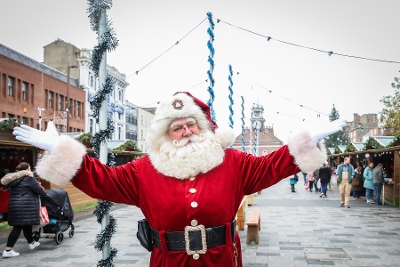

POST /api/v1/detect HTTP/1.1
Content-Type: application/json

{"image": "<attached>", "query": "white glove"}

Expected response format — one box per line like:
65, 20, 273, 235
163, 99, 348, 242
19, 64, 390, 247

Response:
309, 119, 347, 144
13, 121, 60, 151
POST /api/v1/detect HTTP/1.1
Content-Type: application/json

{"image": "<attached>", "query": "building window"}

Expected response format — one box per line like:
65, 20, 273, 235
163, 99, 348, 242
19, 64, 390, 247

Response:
22, 117, 28, 125
76, 102, 81, 118
8, 77, 14, 96
141, 115, 143, 126
118, 113, 122, 120
58, 95, 64, 111
119, 91, 122, 101
90, 76, 94, 87
118, 127, 121, 140
48, 91, 54, 108
22, 82, 28, 100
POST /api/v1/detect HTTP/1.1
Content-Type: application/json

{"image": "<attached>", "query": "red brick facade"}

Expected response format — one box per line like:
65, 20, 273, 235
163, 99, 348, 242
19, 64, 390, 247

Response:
0, 52, 85, 132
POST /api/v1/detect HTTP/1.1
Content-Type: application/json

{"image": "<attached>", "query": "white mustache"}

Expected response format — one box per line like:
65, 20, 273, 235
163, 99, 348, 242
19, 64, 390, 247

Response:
172, 134, 205, 147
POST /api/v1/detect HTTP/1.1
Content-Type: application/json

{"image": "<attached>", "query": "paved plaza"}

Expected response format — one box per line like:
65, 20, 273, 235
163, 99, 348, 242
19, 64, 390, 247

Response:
1, 179, 400, 267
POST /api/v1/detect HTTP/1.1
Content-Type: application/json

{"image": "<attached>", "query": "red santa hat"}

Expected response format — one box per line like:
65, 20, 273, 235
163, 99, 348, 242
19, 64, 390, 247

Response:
145, 92, 235, 150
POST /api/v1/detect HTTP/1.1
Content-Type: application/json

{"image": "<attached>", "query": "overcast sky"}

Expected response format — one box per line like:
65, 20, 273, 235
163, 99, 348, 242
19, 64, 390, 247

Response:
2, 0, 400, 142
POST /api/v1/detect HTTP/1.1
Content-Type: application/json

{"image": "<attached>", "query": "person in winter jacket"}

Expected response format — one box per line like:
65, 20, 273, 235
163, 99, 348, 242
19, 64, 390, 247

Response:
313, 168, 320, 192
318, 162, 331, 198
363, 162, 375, 203
372, 163, 384, 205
1, 162, 48, 257
352, 165, 364, 199
12, 92, 346, 267
307, 171, 315, 192
336, 157, 354, 208
289, 173, 299, 192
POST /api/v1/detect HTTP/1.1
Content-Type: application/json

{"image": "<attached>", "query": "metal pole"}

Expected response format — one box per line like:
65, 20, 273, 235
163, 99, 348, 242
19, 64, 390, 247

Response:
66, 66, 78, 133
37, 107, 45, 131
98, 9, 111, 259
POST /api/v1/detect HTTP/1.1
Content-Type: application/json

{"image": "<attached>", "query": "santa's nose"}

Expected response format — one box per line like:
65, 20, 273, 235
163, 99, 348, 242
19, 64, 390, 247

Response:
182, 126, 192, 136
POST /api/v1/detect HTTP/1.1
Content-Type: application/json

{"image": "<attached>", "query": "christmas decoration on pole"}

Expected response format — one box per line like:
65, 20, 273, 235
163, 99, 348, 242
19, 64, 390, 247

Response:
241, 96, 246, 152
206, 12, 216, 121
228, 65, 234, 129
86, 0, 119, 266
253, 121, 260, 156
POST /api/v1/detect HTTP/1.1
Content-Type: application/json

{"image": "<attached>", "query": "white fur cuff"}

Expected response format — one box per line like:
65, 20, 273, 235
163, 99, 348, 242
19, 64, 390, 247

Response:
36, 136, 86, 186
287, 131, 327, 173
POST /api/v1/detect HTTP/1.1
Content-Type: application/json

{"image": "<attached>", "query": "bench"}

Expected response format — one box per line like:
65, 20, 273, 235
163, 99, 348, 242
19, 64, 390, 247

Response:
246, 209, 260, 244
236, 196, 247, 231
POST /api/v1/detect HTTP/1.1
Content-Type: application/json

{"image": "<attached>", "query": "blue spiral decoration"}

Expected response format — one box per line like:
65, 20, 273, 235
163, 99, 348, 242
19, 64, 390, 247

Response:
228, 65, 234, 129
241, 96, 246, 152
206, 12, 216, 121
254, 125, 260, 156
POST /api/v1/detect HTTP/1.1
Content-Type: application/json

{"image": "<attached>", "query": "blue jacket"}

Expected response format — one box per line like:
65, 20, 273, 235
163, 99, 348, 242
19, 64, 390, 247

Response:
363, 166, 374, 190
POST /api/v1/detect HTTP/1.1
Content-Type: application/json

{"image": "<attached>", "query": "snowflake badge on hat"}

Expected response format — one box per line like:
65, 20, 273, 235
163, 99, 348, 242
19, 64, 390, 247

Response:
172, 100, 184, 110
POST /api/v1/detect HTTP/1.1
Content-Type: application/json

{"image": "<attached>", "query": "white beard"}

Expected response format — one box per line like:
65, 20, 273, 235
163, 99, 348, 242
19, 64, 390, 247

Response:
148, 130, 225, 179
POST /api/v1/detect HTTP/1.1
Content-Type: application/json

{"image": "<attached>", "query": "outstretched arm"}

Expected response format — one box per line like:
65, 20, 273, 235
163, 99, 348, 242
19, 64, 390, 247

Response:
13, 121, 86, 186
288, 119, 347, 173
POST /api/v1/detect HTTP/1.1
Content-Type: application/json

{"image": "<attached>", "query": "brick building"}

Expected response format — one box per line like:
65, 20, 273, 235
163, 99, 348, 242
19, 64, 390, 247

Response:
232, 103, 283, 155
0, 43, 85, 132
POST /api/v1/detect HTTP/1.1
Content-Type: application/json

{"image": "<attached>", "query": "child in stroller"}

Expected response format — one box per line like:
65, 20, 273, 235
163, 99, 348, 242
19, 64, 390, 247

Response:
33, 188, 75, 244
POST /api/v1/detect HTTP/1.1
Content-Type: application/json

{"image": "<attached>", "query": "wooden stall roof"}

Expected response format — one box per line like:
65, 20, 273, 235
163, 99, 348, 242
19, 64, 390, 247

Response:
329, 145, 400, 158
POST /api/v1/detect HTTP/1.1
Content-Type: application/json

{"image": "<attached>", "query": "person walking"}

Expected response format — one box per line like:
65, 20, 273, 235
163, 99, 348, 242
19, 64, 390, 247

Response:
289, 173, 299, 192
308, 171, 315, 192
313, 168, 320, 193
363, 162, 375, 203
336, 157, 354, 208
373, 163, 384, 205
1, 162, 49, 257
12, 92, 346, 267
318, 162, 331, 198
302, 172, 308, 185
352, 165, 364, 199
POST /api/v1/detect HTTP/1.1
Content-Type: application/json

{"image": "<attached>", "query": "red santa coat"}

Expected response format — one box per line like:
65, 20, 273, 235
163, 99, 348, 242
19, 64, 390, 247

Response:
70, 146, 299, 267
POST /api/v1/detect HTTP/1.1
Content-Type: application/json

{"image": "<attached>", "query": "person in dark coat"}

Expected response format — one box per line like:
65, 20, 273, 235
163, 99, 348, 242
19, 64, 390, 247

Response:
352, 165, 364, 199
1, 162, 48, 257
318, 162, 332, 198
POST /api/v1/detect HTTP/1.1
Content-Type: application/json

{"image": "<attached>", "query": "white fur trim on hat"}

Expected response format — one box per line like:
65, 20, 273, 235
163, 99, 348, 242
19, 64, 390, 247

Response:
287, 131, 327, 173
146, 93, 213, 151
36, 136, 86, 186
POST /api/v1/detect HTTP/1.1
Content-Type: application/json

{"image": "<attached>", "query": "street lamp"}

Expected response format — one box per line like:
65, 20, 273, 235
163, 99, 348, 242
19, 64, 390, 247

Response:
66, 65, 78, 132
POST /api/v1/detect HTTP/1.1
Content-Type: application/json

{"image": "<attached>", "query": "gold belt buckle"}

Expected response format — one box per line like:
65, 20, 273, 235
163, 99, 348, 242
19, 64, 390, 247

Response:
184, 225, 207, 258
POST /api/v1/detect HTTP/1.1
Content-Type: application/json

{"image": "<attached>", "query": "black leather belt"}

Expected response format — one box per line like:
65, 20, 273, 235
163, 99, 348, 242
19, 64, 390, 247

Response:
152, 221, 236, 253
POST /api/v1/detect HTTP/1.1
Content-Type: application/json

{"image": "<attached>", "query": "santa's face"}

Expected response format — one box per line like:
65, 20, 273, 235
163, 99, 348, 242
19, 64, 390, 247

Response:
167, 117, 200, 142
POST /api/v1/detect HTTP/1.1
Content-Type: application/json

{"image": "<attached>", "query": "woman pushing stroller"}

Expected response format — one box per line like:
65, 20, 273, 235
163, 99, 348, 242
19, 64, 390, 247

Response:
1, 162, 50, 257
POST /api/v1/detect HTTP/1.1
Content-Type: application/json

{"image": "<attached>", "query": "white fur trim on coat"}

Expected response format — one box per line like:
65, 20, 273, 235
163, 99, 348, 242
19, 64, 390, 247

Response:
35, 136, 86, 186
287, 131, 327, 173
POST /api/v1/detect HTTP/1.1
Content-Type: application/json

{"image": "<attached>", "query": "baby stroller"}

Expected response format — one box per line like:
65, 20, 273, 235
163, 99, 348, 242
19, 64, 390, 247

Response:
33, 188, 75, 244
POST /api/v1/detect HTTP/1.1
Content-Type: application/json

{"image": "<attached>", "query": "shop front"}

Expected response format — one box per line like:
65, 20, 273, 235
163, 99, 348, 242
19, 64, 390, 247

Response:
329, 145, 400, 207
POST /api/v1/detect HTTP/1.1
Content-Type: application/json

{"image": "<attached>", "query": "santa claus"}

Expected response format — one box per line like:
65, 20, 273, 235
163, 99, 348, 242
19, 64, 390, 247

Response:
13, 92, 346, 267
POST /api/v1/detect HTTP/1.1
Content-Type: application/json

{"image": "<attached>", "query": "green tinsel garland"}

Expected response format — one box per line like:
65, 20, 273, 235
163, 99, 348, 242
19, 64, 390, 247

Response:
86, 1, 119, 266
94, 216, 117, 251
